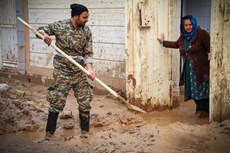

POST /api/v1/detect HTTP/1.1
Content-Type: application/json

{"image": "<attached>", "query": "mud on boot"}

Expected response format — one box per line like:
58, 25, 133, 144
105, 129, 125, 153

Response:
45, 132, 55, 140
80, 130, 90, 139
44, 132, 61, 141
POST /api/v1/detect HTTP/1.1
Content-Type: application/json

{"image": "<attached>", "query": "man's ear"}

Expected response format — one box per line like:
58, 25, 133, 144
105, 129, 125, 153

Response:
73, 15, 79, 20
75, 15, 80, 20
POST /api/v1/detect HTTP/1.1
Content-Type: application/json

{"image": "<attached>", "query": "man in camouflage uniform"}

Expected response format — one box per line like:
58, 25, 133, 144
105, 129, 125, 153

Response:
37, 3, 95, 139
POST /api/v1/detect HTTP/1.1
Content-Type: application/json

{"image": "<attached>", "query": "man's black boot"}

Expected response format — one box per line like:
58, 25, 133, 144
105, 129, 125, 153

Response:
79, 111, 90, 138
45, 111, 59, 140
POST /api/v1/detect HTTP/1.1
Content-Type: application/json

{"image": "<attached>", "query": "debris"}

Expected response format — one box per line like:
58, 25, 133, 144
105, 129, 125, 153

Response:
220, 119, 230, 129
0, 83, 9, 94
91, 122, 104, 127
106, 112, 112, 115
59, 110, 73, 119
62, 120, 74, 129
15, 89, 25, 97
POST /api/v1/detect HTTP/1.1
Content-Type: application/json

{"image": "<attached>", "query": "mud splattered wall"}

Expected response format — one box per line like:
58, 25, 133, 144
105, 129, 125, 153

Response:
27, 0, 126, 90
126, 0, 181, 111
210, 0, 230, 122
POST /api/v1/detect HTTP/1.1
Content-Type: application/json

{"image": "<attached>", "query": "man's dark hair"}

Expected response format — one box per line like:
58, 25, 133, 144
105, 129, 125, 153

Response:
70, 3, 88, 17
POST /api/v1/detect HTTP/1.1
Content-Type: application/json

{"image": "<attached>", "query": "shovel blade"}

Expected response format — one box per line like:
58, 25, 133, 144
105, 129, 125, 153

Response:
117, 95, 146, 113
130, 104, 147, 113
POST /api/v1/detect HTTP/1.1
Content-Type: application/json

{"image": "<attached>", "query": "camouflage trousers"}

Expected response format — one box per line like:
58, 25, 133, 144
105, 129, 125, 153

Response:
47, 55, 93, 113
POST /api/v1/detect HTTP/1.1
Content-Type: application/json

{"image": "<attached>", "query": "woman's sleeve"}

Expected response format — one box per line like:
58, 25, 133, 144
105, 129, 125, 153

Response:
163, 37, 180, 49
202, 30, 210, 53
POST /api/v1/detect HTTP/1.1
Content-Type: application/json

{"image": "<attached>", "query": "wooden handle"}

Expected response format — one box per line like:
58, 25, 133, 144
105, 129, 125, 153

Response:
17, 17, 119, 98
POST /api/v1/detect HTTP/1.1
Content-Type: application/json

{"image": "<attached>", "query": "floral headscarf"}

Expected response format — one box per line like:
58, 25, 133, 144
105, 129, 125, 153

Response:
180, 15, 198, 41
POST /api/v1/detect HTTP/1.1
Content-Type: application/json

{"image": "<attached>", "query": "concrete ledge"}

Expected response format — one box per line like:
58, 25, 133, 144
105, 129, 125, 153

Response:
0, 69, 27, 82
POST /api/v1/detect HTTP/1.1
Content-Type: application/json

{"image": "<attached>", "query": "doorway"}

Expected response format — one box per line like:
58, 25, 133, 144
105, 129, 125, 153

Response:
180, 0, 212, 119
182, 0, 211, 32
0, 0, 18, 68
0, 0, 25, 74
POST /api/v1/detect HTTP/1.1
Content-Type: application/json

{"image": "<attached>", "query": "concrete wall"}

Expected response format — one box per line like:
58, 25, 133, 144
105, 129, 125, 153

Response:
210, 0, 230, 122
126, 0, 181, 111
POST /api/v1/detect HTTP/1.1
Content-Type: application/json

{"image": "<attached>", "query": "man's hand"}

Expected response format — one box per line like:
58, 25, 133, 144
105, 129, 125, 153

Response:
86, 63, 95, 81
43, 33, 52, 46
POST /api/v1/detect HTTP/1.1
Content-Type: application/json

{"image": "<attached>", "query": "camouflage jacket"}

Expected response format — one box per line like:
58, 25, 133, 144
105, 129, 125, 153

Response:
38, 19, 93, 64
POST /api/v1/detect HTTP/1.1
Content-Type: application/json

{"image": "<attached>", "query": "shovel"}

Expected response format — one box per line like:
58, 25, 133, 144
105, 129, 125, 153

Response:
17, 17, 146, 113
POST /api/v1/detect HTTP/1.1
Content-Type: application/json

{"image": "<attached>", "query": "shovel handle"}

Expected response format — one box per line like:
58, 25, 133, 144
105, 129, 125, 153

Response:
17, 17, 119, 98
17, 17, 147, 113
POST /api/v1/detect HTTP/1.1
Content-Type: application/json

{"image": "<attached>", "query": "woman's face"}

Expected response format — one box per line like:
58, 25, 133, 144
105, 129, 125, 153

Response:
183, 19, 193, 33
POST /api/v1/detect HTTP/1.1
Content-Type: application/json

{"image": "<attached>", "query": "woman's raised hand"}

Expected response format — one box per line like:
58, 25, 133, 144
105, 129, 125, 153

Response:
157, 33, 164, 44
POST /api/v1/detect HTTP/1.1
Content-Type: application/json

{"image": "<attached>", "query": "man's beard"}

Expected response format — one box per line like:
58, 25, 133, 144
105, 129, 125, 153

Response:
76, 20, 85, 27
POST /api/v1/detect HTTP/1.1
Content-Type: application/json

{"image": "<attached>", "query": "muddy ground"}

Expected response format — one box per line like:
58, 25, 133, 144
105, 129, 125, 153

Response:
0, 77, 229, 153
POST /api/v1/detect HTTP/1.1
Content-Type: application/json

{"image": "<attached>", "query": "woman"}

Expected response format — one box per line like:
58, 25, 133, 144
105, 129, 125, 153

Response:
157, 15, 210, 118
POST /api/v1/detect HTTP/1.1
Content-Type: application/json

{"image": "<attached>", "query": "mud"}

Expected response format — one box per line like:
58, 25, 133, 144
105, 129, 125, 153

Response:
0, 77, 229, 153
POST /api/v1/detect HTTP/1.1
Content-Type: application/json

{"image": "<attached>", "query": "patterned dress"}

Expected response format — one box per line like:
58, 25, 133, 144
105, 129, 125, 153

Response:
184, 40, 209, 101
